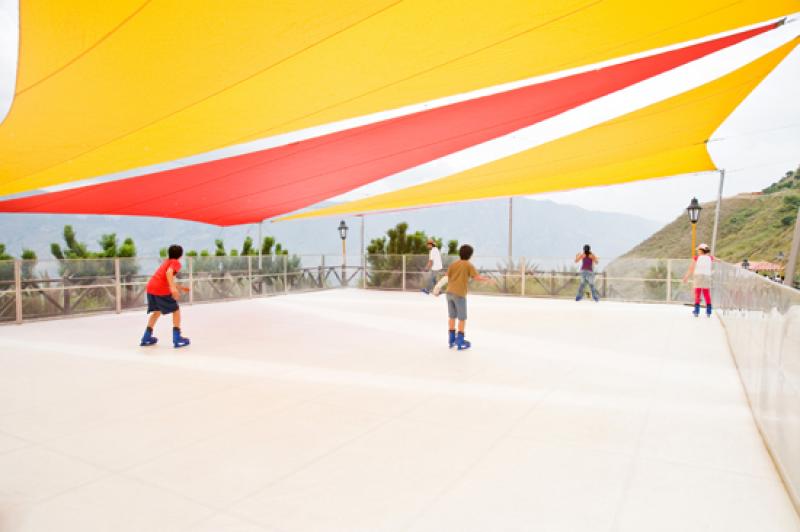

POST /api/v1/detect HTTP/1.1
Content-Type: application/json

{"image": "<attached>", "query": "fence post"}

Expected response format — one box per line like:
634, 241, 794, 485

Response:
362, 253, 367, 289
14, 260, 22, 324
602, 271, 608, 298
666, 259, 672, 303
320, 254, 325, 288
114, 258, 122, 313
520, 257, 526, 296
247, 255, 253, 298
188, 256, 194, 305
402, 255, 406, 291
284, 254, 289, 294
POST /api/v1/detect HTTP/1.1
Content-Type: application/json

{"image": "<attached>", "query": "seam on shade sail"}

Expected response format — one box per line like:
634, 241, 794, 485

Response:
15, 0, 153, 96
564, 0, 747, 67
7, 1, 404, 184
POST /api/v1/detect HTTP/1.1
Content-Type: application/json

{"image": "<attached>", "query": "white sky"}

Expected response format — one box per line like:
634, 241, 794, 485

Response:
0, 3, 797, 223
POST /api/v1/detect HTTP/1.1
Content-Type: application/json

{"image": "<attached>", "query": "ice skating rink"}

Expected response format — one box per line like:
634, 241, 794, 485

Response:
0, 289, 798, 532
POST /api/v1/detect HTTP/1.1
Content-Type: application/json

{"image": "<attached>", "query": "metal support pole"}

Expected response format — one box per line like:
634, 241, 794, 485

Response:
14, 260, 22, 324
520, 257, 526, 296
784, 206, 800, 289
284, 254, 289, 294
361, 215, 366, 289
602, 271, 608, 298
114, 257, 122, 313
691, 223, 697, 258
342, 239, 347, 287
666, 259, 672, 302
188, 256, 194, 305
402, 255, 406, 291
258, 220, 263, 269
711, 169, 725, 255
508, 197, 513, 261
247, 255, 253, 298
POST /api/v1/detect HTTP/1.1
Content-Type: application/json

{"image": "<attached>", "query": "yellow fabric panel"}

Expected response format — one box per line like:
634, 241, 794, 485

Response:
0, 0, 795, 196
15, 1, 145, 93
286, 40, 798, 220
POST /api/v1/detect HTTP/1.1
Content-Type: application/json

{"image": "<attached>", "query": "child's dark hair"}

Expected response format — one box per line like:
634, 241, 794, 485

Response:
168, 244, 183, 259
459, 244, 474, 260
583, 244, 591, 254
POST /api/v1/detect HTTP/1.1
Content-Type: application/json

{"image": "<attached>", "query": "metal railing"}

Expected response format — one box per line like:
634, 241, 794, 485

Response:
0, 255, 363, 323
363, 255, 699, 304
0, 255, 714, 323
0, 255, 769, 324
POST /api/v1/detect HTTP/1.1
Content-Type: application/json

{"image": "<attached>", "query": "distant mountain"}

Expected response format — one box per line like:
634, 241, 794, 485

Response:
623, 168, 800, 262
0, 197, 660, 261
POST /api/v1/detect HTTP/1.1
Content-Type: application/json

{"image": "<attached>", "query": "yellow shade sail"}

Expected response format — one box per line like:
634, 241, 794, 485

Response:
0, 0, 795, 197
285, 39, 798, 220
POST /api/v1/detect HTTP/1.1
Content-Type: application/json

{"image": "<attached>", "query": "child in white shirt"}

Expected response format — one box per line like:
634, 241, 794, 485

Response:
682, 243, 714, 317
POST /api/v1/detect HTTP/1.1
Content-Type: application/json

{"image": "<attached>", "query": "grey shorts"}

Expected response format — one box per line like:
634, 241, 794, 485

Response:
446, 293, 467, 321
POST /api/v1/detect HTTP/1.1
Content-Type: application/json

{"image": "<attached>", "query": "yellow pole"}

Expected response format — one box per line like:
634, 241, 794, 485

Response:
691, 223, 697, 258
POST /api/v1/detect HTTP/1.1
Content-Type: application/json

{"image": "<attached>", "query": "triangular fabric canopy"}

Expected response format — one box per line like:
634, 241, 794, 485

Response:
0, 0, 796, 200
0, 22, 781, 225
284, 39, 799, 220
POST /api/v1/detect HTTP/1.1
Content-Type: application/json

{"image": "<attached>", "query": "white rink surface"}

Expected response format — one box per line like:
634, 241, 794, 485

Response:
0, 289, 798, 532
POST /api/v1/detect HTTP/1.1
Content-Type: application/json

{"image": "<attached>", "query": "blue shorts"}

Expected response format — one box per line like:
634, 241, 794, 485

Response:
147, 293, 179, 314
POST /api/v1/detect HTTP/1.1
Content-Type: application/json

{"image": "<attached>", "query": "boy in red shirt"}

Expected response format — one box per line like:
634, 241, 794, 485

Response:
140, 244, 191, 348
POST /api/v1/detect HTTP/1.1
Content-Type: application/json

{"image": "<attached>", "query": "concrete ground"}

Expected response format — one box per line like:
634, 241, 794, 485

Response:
0, 289, 798, 532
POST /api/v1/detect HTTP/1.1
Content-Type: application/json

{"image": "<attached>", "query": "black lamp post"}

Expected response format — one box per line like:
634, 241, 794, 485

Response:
686, 198, 702, 258
741, 258, 750, 270
338, 220, 348, 285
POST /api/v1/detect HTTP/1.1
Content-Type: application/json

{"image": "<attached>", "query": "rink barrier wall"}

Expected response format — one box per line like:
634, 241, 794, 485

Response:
714, 262, 800, 514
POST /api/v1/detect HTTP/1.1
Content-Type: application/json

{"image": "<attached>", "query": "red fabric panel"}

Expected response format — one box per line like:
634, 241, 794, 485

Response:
0, 22, 776, 225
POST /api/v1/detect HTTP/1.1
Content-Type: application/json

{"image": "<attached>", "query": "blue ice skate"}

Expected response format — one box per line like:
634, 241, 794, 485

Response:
140, 328, 158, 347
456, 332, 471, 351
172, 328, 191, 348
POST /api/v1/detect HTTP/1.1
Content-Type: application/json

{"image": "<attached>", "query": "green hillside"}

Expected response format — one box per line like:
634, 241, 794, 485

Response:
623, 166, 800, 263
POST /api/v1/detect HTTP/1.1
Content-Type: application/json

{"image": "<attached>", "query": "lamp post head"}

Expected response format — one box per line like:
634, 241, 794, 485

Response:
686, 197, 702, 224
777, 251, 785, 262
741, 258, 750, 270
338, 220, 349, 241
